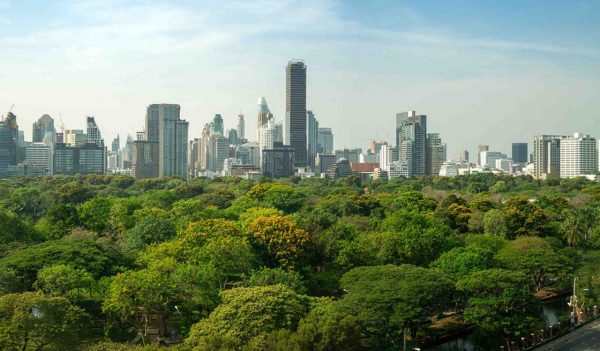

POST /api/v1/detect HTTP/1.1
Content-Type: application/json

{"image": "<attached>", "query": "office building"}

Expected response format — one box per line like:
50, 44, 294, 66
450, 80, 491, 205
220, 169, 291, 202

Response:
460, 150, 469, 163
86, 116, 103, 146
495, 159, 513, 174
533, 135, 564, 179
111, 135, 120, 152
480, 151, 506, 169
211, 114, 224, 136
237, 114, 245, 140
25, 142, 52, 175
317, 127, 333, 154
64, 129, 85, 147
369, 140, 388, 155
152, 104, 188, 178
209, 134, 230, 173
32, 114, 56, 143
560, 133, 598, 178
307, 110, 319, 168
477, 145, 489, 166
396, 111, 427, 177
512, 143, 528, 164
257, 97, 274, 135
329, 158, 353, 179
335, 148, 361, 164
262, 142, 295, 178
237, 142, 261, 168
426, 133, 446, 176
286, 60, 307, 167
258, 120, 283, 167
0, 112, 18, 171
53, 143, 105, 175
315, 153, 337, 175
132, 140, 159, 179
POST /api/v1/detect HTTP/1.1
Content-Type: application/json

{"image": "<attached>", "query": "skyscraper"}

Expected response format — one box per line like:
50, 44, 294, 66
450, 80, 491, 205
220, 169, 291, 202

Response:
477, 145, 489, 166
258, 120, 284, 166
307, 110, 319, 168
533, 135, 564, 179
32, 114, 56, 143
512, 143, 528, 164
211, 114, 224, 136
237, 114, 245, 139
147, 104, 188, 178
262, 142, 295, 178
560, 133, 598, 178
426, 133, 446, 176
86, 116, 103, 146
317, 128, 333, 154
460, 150, 469, 163
112, 135, 120, 152
257, 97, 273, 133
286, 60, 307, 167
0, 112, 18, 171
396, 111, 427, 177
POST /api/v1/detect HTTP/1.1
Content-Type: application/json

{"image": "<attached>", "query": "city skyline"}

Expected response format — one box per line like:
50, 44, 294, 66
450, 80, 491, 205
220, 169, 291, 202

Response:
1, 1, 599, 159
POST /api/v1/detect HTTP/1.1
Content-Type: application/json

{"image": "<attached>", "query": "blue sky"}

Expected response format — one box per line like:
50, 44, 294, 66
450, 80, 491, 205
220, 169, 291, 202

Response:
1, 0, 599, 158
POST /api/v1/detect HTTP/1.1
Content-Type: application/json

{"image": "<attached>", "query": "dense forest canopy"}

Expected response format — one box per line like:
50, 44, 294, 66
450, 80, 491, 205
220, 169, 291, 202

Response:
1, 173, 599, 350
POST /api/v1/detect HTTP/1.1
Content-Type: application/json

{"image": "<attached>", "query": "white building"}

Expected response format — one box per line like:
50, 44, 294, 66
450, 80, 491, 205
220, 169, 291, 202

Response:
495, 159, 512, 174
480, 151, 506, 169
439, 161, 460, 177
25, 142, 53, 175
258, 120, 283, 166
560, 133, 598, 178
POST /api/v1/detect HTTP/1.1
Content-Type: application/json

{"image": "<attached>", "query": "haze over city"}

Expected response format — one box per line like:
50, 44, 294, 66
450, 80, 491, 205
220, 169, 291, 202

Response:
1, 0, 599, 158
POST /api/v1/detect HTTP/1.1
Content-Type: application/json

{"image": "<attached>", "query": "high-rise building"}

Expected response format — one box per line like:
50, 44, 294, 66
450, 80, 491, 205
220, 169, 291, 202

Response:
396, 111, 427, 177
480, 151, 506, 169
335, 148, 361, 164
369, 140, 388, 155
426, 133, 446, 176
315, 153, 337, 175
307, 110, 319, 168
286, 60, 307, 167
560, 133, 598, 178
53, 143, 105, 175
0, 112, 18, 171
237, 114, 245, 140
262, 142, 295, 178
237, 142, 261, 168
317, 127, 333, 154
257, 97, 274, 135
25, 143, 52, 175
460, 150, 469, 163
132, 140, 159, 179
512, 143, 528, 164
533, 135, 564, 179
149, 104, 188, 178
477, 145, 489, 166
208, 134, 229, 173
112, 135, 120, 152
329, 158, 353, 179
64, 130, 85, 147
32, 114, 56, 143
227, 129, 238, 146
86, 116, 103, 146
258, 120, 284, 167
211, 114, 224, 136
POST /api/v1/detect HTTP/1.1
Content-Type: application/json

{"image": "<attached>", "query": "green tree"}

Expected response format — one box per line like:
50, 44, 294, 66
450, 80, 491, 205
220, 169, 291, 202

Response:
103, 259, 219, 337
562, 210, 585, 248
337, 265, 454, 349
495, 236, 565, 291
246, 267, 307, 294
431, 246, 494, 279
483, 208, 508, 237
78, 197, 114, 234
457, 269, 539, 349
186, 284, 311, 347
0, 292, 88, 351
34, 264, 93, 301
3, 187, 50, 221
126, 215, 177, 250
367, 210, 459, 266
0, 208, 41, 247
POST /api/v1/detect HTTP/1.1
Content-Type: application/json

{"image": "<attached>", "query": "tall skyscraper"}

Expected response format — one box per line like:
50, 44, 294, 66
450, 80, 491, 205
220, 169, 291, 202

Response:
426, 133, 446, 176
258, 120, 284, 163
307, 110, 319, 168
560, 133, 598, 178
0, 112, 18, 171
148, 104, 188, 178
286, 60, 307, 167
32, 114, 56, 143
317, 127, 333, 154
512, 143, 528, 164
257, 97, 273, 133
460, 150, 469, 163
211, 114, 224, 136
533, 135, 564, 179
237, 114, 245, 140
477, 145, 489, 166
86, 116, 103, 146
111, 135, 120, 152
396, 111, 427, 177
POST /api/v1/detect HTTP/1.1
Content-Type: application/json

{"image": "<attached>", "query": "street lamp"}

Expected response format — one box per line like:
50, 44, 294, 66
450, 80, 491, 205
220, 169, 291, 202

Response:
531, 333, 535, 345
521, 337, 526, 350
549, 325, 553, 337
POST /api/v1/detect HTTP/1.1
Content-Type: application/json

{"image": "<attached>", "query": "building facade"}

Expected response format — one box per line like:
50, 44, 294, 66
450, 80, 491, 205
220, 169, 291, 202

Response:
512, 143, 528, 164
286, 60, 307, 167
262, 142, 295, 178
560, 133, 598, 178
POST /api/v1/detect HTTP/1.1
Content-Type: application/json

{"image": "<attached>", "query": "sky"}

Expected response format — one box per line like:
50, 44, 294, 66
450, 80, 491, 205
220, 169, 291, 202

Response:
0, 0, 599, 159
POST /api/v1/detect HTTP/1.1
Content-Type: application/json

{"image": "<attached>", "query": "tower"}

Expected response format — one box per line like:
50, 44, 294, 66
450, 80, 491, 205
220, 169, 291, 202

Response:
286, 60, 307, 167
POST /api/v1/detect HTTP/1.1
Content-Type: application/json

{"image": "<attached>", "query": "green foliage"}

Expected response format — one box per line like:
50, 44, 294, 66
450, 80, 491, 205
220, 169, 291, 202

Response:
0, 207, 41, 247
432, 246, 495, 279
457, 269, 540, 347
34, 264, 93, 299
186, 284, 311, 346
0, 292, 88, 351
79, 197, 114, 234
0, 239, 120, 292
246, 267, 307, 294
126, 215, 177, 250
337, 264, 454, 349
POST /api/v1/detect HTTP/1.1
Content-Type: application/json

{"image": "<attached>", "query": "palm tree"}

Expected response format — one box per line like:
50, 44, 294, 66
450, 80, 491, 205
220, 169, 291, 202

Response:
563, 210, 584, 248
